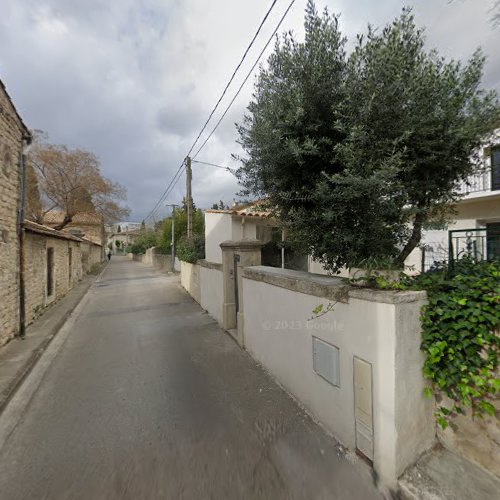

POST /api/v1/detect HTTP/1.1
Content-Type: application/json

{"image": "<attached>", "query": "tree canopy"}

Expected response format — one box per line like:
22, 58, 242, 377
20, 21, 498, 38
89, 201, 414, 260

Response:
29, 134, 130, 230
157, 205, 204, 253
236, 2, 500, 272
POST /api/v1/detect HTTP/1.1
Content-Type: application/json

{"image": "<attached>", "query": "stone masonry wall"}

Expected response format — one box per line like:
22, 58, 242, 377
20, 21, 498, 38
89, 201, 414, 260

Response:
89, 244, 102, 269
0, 84, 27, 345
24, 232, 83, 324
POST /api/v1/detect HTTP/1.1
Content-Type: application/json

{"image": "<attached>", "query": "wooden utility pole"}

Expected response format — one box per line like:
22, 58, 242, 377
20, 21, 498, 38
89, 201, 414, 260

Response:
166, 204, 178, 272
186, 156, 193, 238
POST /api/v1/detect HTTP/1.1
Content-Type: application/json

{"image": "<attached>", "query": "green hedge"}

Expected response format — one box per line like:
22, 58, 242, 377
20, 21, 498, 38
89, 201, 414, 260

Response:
176, 235, 205, 264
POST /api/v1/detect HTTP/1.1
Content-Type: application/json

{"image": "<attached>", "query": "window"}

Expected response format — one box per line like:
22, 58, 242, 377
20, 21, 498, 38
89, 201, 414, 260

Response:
47, 248, 54, 297
491, 147, 500, 191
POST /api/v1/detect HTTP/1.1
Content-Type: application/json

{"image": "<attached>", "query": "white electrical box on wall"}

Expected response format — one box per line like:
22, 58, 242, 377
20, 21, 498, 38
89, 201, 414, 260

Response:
312, 337, 340, 387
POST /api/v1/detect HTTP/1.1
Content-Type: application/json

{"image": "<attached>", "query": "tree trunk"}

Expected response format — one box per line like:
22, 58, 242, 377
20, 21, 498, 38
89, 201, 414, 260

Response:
53, 213, 73, 231
395, 211, 426, 267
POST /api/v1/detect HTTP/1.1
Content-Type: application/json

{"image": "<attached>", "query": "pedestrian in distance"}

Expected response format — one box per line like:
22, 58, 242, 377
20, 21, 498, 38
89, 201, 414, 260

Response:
107, 251, 112, 261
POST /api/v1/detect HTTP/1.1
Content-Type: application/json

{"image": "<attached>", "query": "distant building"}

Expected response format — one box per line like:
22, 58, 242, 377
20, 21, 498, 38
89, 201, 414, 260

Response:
107, 227, 142, 254
111, 221, 142, 233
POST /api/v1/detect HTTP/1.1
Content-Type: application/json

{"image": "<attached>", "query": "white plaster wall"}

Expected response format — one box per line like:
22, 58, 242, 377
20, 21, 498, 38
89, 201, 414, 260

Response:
242, 275, 432, 484
180, 261, 201, 303
241, 218, 258, 239
394, 300, 436, 478
243, 279, 391, 471
144, 247, 154, 265
200, 267, 223, 325
231, 217, 242, 240
456, 196, 500, 221
205, 213, 233, 264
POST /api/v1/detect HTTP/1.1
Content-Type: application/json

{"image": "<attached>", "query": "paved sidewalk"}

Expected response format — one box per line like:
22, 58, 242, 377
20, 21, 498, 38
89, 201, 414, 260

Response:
399, 446, 500, 500
0, 267, 104, 414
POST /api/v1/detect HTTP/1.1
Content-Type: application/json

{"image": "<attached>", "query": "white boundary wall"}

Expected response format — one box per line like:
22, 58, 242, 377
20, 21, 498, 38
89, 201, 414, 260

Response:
181, 260, 223, 325
242, 266, 435, 485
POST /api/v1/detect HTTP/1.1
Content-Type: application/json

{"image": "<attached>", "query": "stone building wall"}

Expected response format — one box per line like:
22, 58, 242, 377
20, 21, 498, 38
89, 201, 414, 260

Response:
438, 391, 500, 478
24, 231, 83, 324
0, 81, 29, 345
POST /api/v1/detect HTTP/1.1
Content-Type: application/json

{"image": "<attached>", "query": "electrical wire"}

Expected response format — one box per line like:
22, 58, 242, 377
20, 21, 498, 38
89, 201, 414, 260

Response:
143, 1, 280, 222
143, 0, 293, 222
143, 163, 185, 222
193, 0, 297, 159
184, 0, 279, 159
192, 159, 237, 174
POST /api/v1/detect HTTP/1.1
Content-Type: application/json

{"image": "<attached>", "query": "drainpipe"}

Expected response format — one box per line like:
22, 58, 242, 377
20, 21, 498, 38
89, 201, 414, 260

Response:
17, 134, 33, 339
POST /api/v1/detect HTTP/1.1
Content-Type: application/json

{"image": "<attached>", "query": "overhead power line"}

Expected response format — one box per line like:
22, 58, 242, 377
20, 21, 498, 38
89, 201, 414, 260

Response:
143, 0, 294, 223
193, 0, 297, 159
185, 0, 279, 159
192, 159, 237, 174
143, 163, 185, 222
143, 1, 280, 222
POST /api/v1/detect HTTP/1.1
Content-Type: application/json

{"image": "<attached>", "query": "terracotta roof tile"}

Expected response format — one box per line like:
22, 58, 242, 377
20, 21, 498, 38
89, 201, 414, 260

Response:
24, 220, 82, 242
205, 200, 272, 218
43, 211, 103, 225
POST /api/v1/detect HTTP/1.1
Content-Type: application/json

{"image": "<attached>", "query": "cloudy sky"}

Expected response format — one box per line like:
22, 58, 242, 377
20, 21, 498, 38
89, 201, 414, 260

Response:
1, 0, 498, 222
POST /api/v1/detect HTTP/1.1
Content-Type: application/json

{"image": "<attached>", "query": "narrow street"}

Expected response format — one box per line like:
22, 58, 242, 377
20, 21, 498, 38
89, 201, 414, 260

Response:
0, 257, 381, 500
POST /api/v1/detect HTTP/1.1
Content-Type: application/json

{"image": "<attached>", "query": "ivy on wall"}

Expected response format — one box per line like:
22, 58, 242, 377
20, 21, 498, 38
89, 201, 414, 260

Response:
176, 235, 205, 264
377, 259, 500, 428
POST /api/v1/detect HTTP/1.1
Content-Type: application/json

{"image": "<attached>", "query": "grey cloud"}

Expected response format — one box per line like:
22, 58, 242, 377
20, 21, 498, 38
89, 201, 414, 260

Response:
0, 0, 498, 222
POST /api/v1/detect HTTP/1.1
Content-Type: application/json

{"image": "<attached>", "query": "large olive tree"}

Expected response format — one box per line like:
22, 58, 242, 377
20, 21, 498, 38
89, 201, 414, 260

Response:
236, 1, 500, 272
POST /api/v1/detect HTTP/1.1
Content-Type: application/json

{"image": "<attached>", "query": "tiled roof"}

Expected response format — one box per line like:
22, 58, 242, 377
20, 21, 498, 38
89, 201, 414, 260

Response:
205, 200, 272, 218
24, 220, 82, 242
43, 211, 103, 225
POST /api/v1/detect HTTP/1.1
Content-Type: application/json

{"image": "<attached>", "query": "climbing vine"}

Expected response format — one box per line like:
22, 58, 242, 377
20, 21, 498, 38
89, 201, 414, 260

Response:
377, 259, 500, 428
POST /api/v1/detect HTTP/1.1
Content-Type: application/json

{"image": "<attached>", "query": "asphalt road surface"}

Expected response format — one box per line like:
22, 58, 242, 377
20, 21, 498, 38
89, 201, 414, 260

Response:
0, 257, 382, 499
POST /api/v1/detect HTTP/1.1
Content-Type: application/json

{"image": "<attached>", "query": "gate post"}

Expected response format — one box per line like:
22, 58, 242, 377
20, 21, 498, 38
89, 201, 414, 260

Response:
220, 239, 263, 346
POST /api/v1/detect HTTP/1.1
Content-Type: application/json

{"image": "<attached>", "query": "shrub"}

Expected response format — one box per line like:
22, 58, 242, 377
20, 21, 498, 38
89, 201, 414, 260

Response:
129, 230, 157, 254
176, 235, 205, 264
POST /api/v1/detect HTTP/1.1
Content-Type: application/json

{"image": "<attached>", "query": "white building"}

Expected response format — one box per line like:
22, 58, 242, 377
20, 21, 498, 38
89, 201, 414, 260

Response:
406, 137, 500, 272
206, 136, 500, 275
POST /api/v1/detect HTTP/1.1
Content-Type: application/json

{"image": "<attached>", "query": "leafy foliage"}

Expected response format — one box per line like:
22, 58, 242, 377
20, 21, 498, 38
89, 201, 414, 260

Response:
378, 259, 500, 428
236, 1, 500, 272
129, 231, 157, 254
211, 200, 230, 210
176, 235, 205, 264
157, 207, 204, 254
30, 133, 130, 228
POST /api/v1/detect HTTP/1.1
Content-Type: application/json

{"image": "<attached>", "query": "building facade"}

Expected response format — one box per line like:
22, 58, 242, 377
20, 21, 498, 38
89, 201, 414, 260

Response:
406, 135, 500, 272
23, 221, 83, 324
0, 80, 31, 345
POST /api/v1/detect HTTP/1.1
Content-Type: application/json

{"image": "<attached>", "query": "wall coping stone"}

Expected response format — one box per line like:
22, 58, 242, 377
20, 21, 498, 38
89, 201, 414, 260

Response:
243, 266, 426, 304
220, 239, 264, 250
349, 287, 426, 304
243, 266, 350, 303
198, 259, 222, 271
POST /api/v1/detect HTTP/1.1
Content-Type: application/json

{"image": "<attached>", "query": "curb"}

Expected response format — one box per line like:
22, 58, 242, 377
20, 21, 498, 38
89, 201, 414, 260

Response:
0, 265, 107, 416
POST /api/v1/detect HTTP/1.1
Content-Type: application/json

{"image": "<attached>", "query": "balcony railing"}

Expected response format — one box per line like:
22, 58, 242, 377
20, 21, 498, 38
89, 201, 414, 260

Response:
419, 227, 500, 272
456, 168, 492, 195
